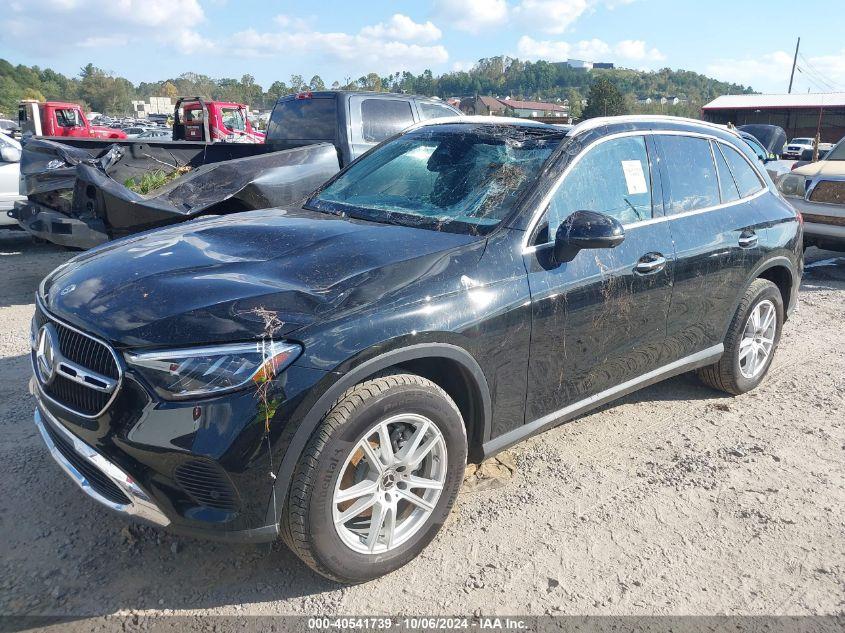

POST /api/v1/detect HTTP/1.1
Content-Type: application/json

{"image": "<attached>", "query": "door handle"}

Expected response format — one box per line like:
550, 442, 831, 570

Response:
634, 253, 667, 274
738, 231, 758, 249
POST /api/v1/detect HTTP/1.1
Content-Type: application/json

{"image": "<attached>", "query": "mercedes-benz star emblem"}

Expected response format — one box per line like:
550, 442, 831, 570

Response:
35, 324, 60, 386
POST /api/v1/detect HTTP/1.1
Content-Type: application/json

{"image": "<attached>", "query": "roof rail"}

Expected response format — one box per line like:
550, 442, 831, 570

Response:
571, 115, 741, 137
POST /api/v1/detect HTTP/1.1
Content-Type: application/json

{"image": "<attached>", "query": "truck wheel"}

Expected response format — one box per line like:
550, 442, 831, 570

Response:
282, 373, 466, 583
697, 278, 783, 395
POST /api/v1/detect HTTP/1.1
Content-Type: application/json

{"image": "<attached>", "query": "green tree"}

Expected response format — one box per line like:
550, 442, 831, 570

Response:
565, 88, 583, 120
582, 77, 627, 119
308, 75, 326, 91
289, 74, 306, 92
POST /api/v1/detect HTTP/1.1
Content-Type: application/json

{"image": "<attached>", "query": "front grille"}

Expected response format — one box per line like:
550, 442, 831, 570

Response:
809, 180, 845, 205
46, 373, 112, 417
34, 301, 120, 417
43, 419, 130, 505
174, 460, 240, 511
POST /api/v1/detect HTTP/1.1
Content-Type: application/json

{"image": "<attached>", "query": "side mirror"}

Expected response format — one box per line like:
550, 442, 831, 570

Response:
0, 146, 21, 163
554, 210, 625, 262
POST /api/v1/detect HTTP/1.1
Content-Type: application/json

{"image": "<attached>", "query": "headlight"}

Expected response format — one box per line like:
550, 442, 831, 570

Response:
125, 341, 301, 399
776, 173, 807, 198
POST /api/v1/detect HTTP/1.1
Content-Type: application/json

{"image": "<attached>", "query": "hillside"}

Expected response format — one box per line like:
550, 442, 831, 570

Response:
0, 56, 754, 119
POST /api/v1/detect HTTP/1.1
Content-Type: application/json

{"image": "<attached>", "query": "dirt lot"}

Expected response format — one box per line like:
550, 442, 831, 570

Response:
0, 231, 842, 625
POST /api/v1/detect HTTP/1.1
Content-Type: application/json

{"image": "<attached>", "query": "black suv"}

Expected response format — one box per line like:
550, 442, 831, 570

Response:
30, 116, 802, 582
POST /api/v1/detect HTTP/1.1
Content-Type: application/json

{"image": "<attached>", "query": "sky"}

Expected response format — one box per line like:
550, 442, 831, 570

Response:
2, 0, 845, 94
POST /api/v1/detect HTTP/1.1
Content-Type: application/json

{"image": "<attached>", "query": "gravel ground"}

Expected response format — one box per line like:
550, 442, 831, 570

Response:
0, 231, 842, 626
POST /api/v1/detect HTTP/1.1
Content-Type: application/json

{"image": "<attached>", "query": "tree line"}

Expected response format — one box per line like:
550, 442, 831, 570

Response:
0, 56, 753, 120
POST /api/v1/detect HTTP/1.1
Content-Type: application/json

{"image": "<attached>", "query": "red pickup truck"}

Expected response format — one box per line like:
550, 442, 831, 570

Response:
18, 101, 127, 139
177, 98, 264, 143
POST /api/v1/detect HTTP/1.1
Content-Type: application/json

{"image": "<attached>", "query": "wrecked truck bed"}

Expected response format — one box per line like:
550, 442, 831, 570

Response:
12, 138, 340, 248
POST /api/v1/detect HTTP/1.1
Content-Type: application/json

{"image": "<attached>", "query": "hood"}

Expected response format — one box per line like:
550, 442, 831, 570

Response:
41, 207, 482, 348
791, 160, 845, 178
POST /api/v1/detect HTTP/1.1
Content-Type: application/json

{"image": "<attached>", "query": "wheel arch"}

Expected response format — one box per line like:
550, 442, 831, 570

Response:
755, 262, 794, 319
265, 342, 492, 526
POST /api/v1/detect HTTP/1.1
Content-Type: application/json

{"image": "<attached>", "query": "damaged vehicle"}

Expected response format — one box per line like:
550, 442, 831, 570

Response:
776, 135, 845, 251
30, 116, 801, 583
12, 91, 460, 248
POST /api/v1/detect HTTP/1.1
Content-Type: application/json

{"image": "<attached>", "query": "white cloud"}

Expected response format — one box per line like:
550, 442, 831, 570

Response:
517, 35, 663, 65
231, 19, 449, 73
359, 14, 442, 43
614, 39, 665, 62
512, 0, 591, 35
517, 35, 571, 62
707, 49, 845, 91
436, 0, 638, 35
434, 0, 508, 34
3, 0, 207, 56
451, 60, 477, 72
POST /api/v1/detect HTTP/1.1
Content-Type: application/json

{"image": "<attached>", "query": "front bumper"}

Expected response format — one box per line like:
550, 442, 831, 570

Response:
787, 197, 845, 249
11, 200, 108, 248
30, 364, 329, 543
34, 404, 170, 527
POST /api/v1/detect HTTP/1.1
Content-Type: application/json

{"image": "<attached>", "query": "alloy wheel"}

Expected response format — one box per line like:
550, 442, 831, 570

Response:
738, 299, 776, 379
332, 413, 447, 554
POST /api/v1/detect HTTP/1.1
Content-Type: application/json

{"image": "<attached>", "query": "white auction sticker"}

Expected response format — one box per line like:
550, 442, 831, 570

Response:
621, 160, 648, 195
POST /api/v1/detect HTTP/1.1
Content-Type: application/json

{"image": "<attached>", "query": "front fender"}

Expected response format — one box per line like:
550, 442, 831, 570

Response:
264, 341, 491, 526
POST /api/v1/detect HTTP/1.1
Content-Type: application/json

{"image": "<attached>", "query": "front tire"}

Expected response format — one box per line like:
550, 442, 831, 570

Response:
282, 373, 467, 583
697, 278, 783, 395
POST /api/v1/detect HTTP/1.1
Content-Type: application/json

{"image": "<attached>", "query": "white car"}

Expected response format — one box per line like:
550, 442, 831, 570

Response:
0, 133, 24, 226
783, 137, 835, 160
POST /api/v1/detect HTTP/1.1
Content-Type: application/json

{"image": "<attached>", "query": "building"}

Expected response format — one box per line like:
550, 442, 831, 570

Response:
593, 62, 615, 70
498, 97, 569, 118
702, 92, 845, 144
460, 96, 569, 119
459, 96, 508, 116
567, 59, 593, 70
131, 96, 174, 118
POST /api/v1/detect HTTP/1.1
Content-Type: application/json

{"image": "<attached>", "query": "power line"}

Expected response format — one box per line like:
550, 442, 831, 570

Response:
795, 67, 834, 92
797, 53, 845, 91
796, 66, 836, 92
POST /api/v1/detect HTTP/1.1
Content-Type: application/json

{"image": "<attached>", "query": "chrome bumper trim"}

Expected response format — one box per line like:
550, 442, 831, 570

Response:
34, 406, 170, 527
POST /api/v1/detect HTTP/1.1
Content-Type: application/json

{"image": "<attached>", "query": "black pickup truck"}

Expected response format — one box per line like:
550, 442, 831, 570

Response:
12, 91, 459, 248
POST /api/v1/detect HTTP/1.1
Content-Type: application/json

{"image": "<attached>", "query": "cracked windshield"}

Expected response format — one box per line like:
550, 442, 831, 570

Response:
310, 125, 565, 233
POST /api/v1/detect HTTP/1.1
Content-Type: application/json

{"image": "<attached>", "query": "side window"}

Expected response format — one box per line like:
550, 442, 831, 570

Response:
719, 142, 765, 198
659, 135, 720, 214
418, 102, 457, 120
712, 141, 740, 203
361, 99, 414, 143
545, 135, 653, 237
55, 109, 80, 128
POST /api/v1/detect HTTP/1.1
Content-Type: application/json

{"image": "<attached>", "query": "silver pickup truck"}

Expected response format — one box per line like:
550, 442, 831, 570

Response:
775, 136, 845, 251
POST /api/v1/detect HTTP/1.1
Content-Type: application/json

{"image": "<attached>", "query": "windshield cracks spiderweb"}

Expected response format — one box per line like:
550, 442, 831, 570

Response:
307, 124, 566, 235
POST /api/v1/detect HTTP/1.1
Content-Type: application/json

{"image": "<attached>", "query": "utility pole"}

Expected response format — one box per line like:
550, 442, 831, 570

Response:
788, 37, 800, 93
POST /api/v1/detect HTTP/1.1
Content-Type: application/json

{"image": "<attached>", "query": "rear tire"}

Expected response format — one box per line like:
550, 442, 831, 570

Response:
282, 373, 467, 583
697, 278, 783, 395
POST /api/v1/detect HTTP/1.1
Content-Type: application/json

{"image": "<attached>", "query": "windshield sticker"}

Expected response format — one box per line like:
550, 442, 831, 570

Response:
621, 160, 648, 195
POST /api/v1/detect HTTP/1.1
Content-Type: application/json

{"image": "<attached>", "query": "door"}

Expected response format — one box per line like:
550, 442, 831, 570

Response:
348, 96, 416, 160
523, 134, 675, 423
654, 134, 768, 360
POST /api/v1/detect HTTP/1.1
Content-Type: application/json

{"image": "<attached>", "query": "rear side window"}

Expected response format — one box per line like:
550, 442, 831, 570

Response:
267, 97, 337, 142
713, 141, 740, 203
719, 142, 764, 198
546, 135, 653, 234
361, 99, 414, 142
418, 102, 457, 120
659, 135, 720, 214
